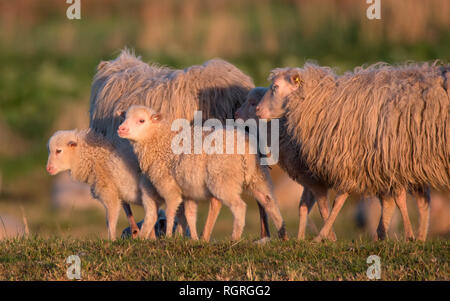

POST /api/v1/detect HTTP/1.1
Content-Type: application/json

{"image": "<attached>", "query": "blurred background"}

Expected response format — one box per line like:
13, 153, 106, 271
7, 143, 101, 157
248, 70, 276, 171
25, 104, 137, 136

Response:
0, 0, 449, 241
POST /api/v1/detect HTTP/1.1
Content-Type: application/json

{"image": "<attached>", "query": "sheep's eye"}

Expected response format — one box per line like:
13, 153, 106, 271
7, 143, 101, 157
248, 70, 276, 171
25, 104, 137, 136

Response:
139, 119, 145, 124
272, 85, 278, 92
56, 149, 62, 154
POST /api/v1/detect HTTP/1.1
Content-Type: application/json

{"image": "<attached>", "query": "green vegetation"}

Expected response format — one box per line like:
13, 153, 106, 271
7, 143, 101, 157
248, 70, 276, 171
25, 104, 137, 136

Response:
0, 237, 448, 280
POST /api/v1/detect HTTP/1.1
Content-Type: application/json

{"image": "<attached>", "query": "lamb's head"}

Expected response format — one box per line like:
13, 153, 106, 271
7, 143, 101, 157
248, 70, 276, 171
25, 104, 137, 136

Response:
118, 105, 162, 142
234, 87, 268, 121
46, 130, 79, 175
256, 67, 303, 120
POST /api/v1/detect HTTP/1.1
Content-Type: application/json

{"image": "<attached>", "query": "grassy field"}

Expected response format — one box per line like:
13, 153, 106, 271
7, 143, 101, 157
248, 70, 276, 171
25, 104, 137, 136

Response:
0, 237, 448, 280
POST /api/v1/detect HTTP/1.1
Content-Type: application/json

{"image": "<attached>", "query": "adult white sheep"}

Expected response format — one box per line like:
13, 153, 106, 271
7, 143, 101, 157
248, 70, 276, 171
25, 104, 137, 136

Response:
117, 105, 288, 241
256, 62, 449, 242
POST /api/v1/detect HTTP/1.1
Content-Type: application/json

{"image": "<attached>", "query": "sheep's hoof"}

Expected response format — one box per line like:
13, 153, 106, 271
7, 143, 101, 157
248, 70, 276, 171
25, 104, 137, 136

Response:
254, 237, 270, 245
131, 229, 140, 239
312, 235, 324, 243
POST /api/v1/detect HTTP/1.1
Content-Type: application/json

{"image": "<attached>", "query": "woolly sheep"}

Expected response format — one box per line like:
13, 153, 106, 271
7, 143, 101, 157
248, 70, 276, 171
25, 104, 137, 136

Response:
117, 105, 288, 241
89, 49, 271, 241
237, 88, 417, 241
46, 129, 186, 240
235, 87, 337, 240
90, 49, 254, 143
256, 62, 449, 241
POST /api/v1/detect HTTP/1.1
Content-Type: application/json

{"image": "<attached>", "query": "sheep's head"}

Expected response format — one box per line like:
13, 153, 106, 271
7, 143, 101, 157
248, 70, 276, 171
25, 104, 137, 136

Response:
256, 67, 303, 120
46, 130, 79, 175
234, 87, 268, 121
117, 105, 162, 142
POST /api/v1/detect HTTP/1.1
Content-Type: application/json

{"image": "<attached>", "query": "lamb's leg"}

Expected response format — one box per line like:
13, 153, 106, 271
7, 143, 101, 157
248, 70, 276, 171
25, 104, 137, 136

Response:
139, 178, 163, 239
228, 198, 247, 241
165, 198, 184, 238
252, 190, 287, 240
122, 203, 139, 239
139, 195, 158, 240
376, 195, 396, 241
257, 202, 271, 239
105, 200, 121, 241
298, 187, 314, 240
414, 188, 431, 241
313, 192, 349, 242
201, 197, 222, 242
175, 203, 189, 236
184, 199, 199, 240
394, 189, 415, 241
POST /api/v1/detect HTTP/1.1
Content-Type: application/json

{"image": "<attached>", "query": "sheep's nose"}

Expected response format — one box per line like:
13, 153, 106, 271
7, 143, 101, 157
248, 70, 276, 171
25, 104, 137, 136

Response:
255, 105, 260, 113
46, 165, 53, 173
234, 112, 240, 119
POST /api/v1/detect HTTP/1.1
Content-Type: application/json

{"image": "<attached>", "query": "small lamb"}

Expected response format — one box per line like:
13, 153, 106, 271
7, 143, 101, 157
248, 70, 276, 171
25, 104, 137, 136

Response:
46, 129, 174, 240
117, 105, 288, 241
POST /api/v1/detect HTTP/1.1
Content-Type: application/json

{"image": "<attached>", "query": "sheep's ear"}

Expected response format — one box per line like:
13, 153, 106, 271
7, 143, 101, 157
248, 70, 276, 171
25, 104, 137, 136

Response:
290, 73, 302, 88
151, 113, 162, 123
67, 141, 77, 148
97, 61, 109, 71
116, 110, 126, 120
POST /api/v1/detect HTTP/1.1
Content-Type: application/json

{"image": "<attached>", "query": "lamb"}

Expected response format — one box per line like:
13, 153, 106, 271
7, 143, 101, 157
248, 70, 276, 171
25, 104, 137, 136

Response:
89, 49, 271, 241
256, 62, 450, 241
46, 129, 182, 240
117, 105, 288, 241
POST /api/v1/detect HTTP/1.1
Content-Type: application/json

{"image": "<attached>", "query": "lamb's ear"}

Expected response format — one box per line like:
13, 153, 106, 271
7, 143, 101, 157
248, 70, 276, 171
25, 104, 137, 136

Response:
151, 113, 162, 123
67, 141, 78, 148
289, 73, 303, 88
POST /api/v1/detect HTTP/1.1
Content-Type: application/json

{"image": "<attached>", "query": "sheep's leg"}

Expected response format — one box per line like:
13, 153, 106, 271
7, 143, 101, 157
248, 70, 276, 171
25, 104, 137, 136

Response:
376, 195, 396, 241
313, 192, 349, 242
122, 203, 139, 239
414, 188, 431, 241
165, 199, 184, 238
184, 200, 199, 240
316, 193, 337, 241
105, 201, 121, 241
217, 195, 246, 241
394, 189, 415, 241
201, 197, 222, 242
298, 188, 314, 240
139, 196, 158, 240
257, 202, 271, 239
175, 203, 189, 236
228, 198, 247, 241
252, 190, 287, 240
